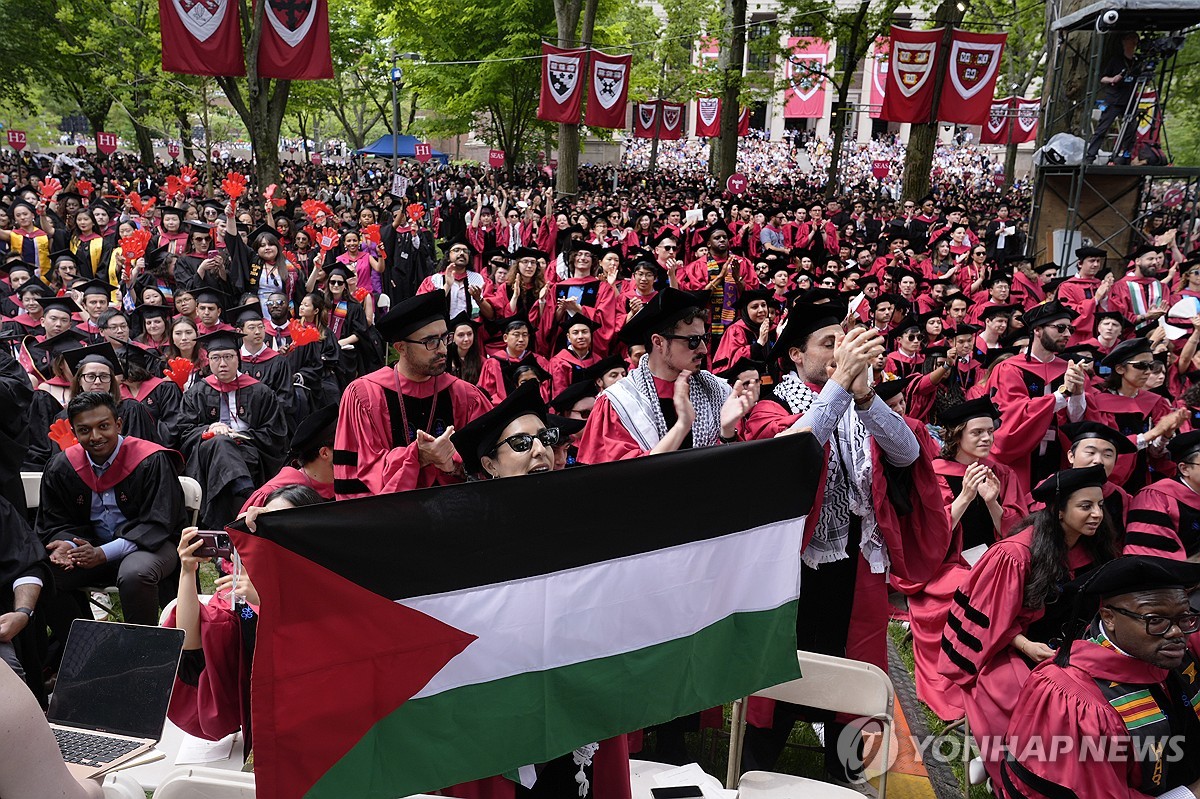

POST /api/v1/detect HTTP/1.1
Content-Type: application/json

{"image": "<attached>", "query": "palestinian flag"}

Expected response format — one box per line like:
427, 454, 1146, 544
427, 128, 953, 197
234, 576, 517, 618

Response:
229, 434, 822, 799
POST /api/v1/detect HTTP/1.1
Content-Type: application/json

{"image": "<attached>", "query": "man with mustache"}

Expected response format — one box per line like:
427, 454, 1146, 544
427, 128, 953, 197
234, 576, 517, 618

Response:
332, 290, 492, 499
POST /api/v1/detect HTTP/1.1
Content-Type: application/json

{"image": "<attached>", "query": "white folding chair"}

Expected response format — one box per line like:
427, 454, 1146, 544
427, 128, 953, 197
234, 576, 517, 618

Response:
102, 772, 146, 799
178, 475, 202, 527
628, 758, 681, 798
150, 766, 453, 798
20, 470, 40, 509
726, 650, 895, 799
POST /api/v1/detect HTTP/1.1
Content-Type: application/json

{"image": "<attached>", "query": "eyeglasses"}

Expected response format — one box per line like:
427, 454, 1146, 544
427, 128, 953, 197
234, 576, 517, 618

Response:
493, 427, 561, 455
402, 332, 453, 350
449, 246, 470, 253
1106, 606, 1200, 636
661, 333, 707, 350
103, 322, 129, 331
208, 353, 239, 362
79, 373, 112, 384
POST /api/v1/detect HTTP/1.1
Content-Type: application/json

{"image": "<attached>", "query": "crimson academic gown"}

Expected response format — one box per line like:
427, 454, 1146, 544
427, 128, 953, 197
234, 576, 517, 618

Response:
240, 465, 334, 513
1002, 631, 1200, 797
541, 276, 619, 358
332, 368, 492, 500
575, 374, 693, 463
1124, 477, 1200, 560
987, 354, 1073, 493
1084, 389, 1172, 493
937, 527, 1101, 784
1056, 276, 1105, 347
477, 351, 553, 405
912, 457, 1028, 721
883, 350, 924, 378
711, 318, 765, 374
548, 348, 600, 397
482, 283, 549, 356
1107, 275, 1167, 323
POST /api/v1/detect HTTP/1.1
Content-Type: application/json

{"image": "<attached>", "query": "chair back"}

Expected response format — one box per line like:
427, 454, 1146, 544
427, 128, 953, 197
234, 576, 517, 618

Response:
20, 471, 41, 510
178, 476, 202, 527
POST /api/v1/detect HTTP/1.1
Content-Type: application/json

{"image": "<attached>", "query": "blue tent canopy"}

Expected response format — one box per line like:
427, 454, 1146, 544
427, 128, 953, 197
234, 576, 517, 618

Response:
356, 134, 449, 164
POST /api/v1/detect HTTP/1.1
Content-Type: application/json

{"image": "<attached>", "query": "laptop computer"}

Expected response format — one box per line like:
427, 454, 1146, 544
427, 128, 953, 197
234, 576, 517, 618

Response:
48, 619, 185, 779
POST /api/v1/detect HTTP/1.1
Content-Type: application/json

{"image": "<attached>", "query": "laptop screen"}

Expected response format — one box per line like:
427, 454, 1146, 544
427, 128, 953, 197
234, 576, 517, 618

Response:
49, 620, 185, 740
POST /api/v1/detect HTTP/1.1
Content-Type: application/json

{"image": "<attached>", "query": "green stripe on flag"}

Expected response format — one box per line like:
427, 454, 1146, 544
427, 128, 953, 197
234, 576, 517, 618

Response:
308, 601, 800, 798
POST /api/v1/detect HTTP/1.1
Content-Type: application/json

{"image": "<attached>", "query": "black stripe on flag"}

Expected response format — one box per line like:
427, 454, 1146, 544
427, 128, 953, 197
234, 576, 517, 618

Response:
229, 434, 823, 601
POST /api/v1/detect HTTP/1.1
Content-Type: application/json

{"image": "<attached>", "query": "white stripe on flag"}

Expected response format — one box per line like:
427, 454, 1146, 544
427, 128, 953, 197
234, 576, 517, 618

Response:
402, 517, 805, 699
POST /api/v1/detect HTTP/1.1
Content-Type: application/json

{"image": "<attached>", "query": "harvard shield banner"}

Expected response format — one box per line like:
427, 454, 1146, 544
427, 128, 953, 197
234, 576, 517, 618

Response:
632, 101, 659, 138
696, 97, 721, 137
936, 29, 1006, 125
158, 0, 245, 76
784, 38, 828, 119
538, 44, 586, 124
1012, 96, 1040, 144
584, 50, 631, 129
659, 102, 684, 140
256, 0, 333, 79
880, 26, 943, 124
980, 96, 1011, 145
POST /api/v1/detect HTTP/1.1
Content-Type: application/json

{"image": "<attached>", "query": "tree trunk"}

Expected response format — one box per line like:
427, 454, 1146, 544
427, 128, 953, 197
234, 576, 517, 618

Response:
131, 118, 156, 164
176, 109, 195, 164
215, 0, 291, 187
713, 0, 747, 183
825, 0, 871, 198
408, 90, 419, 132
900, 0, 963, 201
1004, 134, 1019, 184
553, 0, 597, 198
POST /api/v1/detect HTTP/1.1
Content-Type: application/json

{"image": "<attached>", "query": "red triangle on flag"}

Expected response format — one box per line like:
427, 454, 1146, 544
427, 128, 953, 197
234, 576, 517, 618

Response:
231, 530, 477, 799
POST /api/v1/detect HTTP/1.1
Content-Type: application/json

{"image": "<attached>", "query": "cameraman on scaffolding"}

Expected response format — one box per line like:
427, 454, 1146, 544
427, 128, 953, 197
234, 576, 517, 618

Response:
1085, 32, 1139, 165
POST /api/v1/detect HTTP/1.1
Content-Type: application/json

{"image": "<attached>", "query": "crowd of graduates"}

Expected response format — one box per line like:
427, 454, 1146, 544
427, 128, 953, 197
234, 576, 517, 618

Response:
2, 146, 1200, 798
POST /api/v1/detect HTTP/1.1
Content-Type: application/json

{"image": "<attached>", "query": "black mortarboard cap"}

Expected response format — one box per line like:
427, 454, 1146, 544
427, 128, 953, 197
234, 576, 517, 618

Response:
875, 374, 914, 402
1023, 300, 1077, 328
1075, 246, 1107, 260
547, 413, 585, 438
77, 279, 116, 298
225, 302, 265, 328
289, 403, 339, 457
618, 287, 709, 346
450, 381, 548, 475
195, 329, 244, 353
183, 220, 216, 236
37, 328, 88, 357
939, 397, 1001, 428
1167, 430, 1200, 462
35, 295, 81, 315
1101, 337, 1152, 368
15, 279, 50, 297
192, 287, 227, 308
581, 354, 627, 382
770, 302, 846, 361
377, 290, 448, 343
549, 380, 598, 414
562, 312, 601, 332
1068, 555, 1200, 598
1061, 421, 1138, 455
715, 358, 766, 382
1029, 465, 1108, 504
735, 289, 774, 312
62, 341, 122, 376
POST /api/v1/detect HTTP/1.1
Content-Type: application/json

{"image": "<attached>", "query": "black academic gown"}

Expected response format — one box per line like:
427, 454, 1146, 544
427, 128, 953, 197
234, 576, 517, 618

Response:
180, 376, 287, 528
239, 349, 296, 432
0, 351, 33, 509
24, 388, 64, 471
0, 493, 51, 702
123, 379, 185, 450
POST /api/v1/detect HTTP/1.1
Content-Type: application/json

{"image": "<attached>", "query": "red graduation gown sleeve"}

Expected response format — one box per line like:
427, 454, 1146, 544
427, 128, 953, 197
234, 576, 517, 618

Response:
988, 358, 1068, 490
1125, 481, 1189, 559
165, 601, 245, 742
240, 465, 334, 513
574, 393, 647, 463
711, 319, 756, 373
742, 397, 802, 441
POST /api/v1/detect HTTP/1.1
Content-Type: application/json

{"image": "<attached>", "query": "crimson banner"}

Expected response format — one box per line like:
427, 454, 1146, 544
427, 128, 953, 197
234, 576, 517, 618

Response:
867, 38, 889, 119
696, 97, 721, 137
880, 26, 943, 124
659, 102, 684, 140
784, 38, 828, 118
695, 99, 750, 137
158, 0, 244, 76
96, 132, 118, 155
980, 96, 1011, 145
257, 0, 332, 79
1013, 97, 1040, 144
583, 50, 631, 129
538, 44, 586, 124
937, 29, 1006, 125
633, 102, 658, 138
7, 130, 25, 151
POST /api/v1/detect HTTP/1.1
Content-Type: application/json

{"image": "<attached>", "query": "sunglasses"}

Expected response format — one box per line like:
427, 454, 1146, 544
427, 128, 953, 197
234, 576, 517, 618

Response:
661, 333, 707, 350
494, 427, 562, 454
1048, 323, 1074, 333
328, 280, 346, 287
1124, 360, 1155, 371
